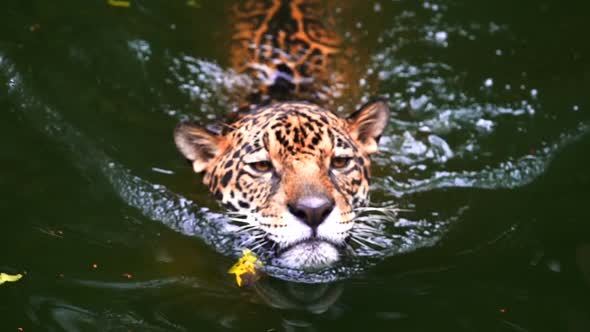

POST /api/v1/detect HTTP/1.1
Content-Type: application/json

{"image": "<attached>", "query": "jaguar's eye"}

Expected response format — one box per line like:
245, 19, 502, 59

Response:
249, 160, 273, 173
331, 156, 352, 169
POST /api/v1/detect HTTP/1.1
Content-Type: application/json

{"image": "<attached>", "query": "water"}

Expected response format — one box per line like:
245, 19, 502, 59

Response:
2, 0, 590, 330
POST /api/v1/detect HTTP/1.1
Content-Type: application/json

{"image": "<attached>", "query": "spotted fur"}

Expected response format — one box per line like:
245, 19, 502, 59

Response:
230, 0, 352, 108
175, 1, 390, 270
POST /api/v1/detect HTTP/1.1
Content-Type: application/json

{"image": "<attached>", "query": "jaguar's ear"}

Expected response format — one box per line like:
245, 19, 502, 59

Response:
347, 99, 390, 154
174, 122, 225, 173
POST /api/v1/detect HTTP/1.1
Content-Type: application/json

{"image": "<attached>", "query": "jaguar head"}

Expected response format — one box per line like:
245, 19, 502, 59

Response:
174, 100, 389, 270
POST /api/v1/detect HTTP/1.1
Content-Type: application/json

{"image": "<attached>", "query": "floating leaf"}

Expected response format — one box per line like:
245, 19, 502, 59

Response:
107, 0, 131, 8
0, 273, 23, 285
228, 249, 262, 287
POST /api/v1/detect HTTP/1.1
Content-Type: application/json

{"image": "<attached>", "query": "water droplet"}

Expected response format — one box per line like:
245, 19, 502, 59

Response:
7, 78, 16, 89
435, 31, 448, 43
547, 260, 561, 272
410, 95, 429, 110
418, 125, 432, 133
428, 135, 454, 162
378, 70, 390, 80
476, 119, 494, 133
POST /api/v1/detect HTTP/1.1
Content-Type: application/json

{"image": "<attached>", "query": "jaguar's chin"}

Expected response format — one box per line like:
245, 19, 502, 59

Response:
275, 240, 340, 270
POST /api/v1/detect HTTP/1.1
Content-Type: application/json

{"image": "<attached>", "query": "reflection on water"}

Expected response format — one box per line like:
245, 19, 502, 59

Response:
14, 262, 348, 330
2, 0, 590, 330
255, 279, 344, 314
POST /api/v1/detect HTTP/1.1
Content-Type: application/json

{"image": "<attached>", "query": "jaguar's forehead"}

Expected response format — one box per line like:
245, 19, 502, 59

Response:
228, 103, 356, 156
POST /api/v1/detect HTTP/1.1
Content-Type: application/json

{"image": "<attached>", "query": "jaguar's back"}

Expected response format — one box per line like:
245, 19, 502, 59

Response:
229, 0, 351, 109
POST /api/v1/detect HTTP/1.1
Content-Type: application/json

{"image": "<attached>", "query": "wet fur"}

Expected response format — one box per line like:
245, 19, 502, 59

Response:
174, 1, 390, 270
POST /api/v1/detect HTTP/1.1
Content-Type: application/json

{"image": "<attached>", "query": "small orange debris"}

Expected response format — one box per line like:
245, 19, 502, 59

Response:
122, 273, 133, 279
91, 263, 98, 269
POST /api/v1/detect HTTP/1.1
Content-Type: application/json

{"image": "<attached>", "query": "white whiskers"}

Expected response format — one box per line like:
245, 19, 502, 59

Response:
348, 204, 400, 254
227, 212, 271, 256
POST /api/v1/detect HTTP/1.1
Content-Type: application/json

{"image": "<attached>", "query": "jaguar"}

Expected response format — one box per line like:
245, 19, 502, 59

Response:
174, 0, 390, 270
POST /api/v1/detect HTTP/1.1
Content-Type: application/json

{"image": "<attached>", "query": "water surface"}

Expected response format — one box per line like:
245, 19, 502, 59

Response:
1, 0, 590, 330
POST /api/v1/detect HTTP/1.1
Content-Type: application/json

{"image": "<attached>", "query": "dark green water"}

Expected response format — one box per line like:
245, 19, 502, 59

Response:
2, 0, 590, 330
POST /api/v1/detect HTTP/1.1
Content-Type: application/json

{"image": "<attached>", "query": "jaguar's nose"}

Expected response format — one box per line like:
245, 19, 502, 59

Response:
288, 196, 335, 229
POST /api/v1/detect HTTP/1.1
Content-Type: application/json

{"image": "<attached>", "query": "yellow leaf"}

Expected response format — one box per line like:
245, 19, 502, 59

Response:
228, 249, 263, 287
107, 0, 131, 8
0, 273, 23, 285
